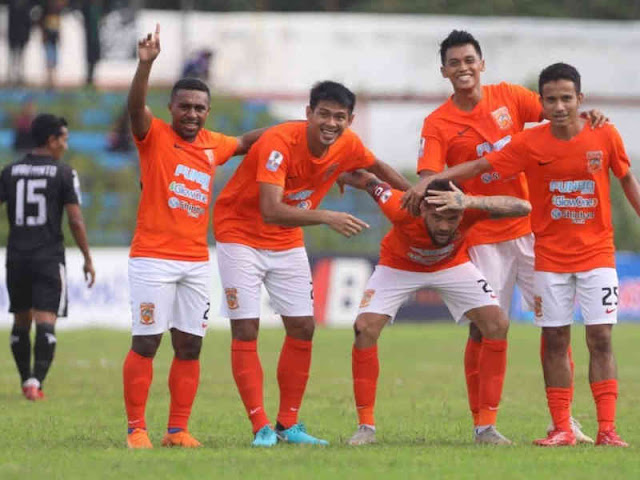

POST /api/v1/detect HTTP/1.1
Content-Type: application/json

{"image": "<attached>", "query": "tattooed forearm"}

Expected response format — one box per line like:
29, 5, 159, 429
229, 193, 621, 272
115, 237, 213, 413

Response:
465, 195, 532, 218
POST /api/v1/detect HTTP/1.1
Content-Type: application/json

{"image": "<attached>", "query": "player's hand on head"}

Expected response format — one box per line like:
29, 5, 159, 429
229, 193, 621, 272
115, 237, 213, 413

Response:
138, 23, 161, 63
401, 183, 428, 217
426, 182, 467, 212
84, 260, 96, 288
325, 211, 369, 238
581, 109, 609, 129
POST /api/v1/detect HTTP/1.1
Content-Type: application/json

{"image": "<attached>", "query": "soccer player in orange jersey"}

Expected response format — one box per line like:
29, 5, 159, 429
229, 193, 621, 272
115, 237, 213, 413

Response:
340, 170, 531, 445
401, 30, 604, 442
214, 81, 410, 446
123, 24, 269, 449
422, 62, 640, 447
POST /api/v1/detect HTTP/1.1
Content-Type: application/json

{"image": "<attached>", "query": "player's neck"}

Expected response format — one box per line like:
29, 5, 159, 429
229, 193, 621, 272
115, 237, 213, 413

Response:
550, 117, 586, 141
31, 147, 56, 159
306, 127, 329, 158
451, 85, 483, 112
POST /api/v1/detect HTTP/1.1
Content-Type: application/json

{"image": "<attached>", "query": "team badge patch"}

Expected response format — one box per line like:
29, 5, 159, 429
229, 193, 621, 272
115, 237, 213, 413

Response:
586, 151, 603, 173
360, 289, 376, 308
204, 149, 215, 165
140, 303, 155, 325
266, 150, 284, 172
534, 295, 543, 318
225, 288, 239, 310
491, 106, 513, 130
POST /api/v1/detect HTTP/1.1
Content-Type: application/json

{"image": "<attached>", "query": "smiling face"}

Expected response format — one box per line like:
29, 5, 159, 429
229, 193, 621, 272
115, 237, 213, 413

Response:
422, 203, 463, 247
540, 79, 583, 129
305, 100, 354, 151
168, 89, 211, 141
440, 44, 485, 92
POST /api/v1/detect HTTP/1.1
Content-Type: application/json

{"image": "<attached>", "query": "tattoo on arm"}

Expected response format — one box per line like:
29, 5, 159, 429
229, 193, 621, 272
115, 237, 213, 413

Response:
467, 195, 531, 218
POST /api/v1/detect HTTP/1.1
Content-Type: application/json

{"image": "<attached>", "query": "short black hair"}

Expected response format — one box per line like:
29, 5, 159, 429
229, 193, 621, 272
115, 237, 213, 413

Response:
538, 62, 581, 95
170, 77, 211, 101
30, 114, 68, 147
439, 30, 482, 65
424, 179, 462, 199
309, 81, 356, 114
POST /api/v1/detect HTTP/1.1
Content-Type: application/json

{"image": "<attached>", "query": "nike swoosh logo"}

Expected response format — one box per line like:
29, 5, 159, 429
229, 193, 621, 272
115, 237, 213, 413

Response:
249, 407, 262, 415
457, 126, 471, 136
538, 159, 553, 166
606, 308, 616, 314
174, 143, 183, 149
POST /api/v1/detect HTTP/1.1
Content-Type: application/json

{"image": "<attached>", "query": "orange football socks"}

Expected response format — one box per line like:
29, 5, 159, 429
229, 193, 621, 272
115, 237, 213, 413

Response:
167, 357, 200, 431
123, 350, 153, 431
477, 338, 507, 427
277, 336, 312, 429
352, 344, 379, 427
231, 339, 270, 433
464, 338, 482, 426
546, 387, 572, 432
591, 379, 618, 432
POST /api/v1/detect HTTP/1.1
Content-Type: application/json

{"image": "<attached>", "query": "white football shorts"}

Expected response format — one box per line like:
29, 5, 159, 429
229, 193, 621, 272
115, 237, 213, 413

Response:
468, 233, 535, 314
533, 268, 619, 327
216, 242, 314, 319
128, 257, 211, 337
357, 262, 499, 323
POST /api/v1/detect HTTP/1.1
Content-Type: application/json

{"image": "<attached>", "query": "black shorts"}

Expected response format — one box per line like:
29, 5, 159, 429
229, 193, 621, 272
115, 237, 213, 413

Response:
6, 258, 68, 317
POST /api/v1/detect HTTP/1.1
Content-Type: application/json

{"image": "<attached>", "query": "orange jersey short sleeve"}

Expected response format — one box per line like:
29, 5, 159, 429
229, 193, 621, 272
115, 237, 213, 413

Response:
130, 117, 238, 261
417, 83, 543, 246
486, 122, 630, 273
372, 186, 490, 272
213, 122, 375, 250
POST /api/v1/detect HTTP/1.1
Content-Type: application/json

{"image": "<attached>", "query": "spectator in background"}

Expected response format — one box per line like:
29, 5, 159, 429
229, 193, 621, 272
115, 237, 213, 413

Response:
82, 0, 102, 87
8, 0, 33, 86
40, 0, 68, 89
181, 49, 214, 82
12, 96, 37, 154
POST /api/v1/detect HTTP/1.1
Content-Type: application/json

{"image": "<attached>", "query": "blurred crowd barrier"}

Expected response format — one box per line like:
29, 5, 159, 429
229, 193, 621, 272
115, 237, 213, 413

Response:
0, 248, 639, 330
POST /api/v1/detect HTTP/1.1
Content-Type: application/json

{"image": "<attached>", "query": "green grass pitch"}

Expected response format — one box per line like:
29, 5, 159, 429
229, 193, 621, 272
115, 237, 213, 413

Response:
0, 323, 638, 479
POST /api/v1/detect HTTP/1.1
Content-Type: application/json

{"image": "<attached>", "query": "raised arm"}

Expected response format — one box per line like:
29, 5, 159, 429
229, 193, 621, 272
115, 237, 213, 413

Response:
619, 170, 640, 217
401, 158, 493, 215
128, 23, 161, 140
365, 158, 412, 191
426, 182, 531, 219
65, 204, 95, 287
259, 183, 369, 238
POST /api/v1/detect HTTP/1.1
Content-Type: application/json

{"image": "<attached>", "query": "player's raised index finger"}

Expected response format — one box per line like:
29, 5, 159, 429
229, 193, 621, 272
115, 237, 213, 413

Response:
155, 23, 160, 37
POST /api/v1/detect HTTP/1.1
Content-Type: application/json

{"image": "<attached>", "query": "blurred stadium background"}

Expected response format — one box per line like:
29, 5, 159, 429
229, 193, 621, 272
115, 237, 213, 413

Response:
0, 1, 639, 329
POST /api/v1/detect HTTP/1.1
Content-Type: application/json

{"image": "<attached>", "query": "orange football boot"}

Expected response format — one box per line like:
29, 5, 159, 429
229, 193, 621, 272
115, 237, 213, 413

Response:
161, 430, 202, 448
127, 428, 153, 449
596, 429, 629, 447
533, 430, 576, 447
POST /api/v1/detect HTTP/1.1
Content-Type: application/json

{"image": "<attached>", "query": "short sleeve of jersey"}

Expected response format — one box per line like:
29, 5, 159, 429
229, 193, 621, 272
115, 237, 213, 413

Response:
607, 125, 631, 178
256, 135, 290, 187
348, 133, 376, 170
417, 117, 445, 174
61, 166, 81, 205
507, 83, 544, 123
212, 133, 239, 166
371, 186, 411, 223
133, 116, 160, 150
485, 132, 531, 179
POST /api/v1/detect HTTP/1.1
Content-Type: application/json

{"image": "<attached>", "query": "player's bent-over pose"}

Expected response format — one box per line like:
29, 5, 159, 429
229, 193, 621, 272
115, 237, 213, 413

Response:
401, 30, 605, 442
342, 170, 531, 446
213, 80, 411, 447
423, 63, 640, 447
2, 114, 95, 401
123, 24, 267, 449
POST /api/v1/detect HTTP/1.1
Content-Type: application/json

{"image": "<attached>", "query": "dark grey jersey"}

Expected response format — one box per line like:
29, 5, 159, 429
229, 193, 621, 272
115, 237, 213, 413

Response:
0, 154, 80, 260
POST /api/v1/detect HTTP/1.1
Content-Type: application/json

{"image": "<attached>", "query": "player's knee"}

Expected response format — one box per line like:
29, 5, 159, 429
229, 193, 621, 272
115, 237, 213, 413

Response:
468, 322, 483, 342
586, 327, 612, 356
131, 335, 162, 358
231, 319, 260, 341
542, 327, 570, 355
354, 316, 382, 342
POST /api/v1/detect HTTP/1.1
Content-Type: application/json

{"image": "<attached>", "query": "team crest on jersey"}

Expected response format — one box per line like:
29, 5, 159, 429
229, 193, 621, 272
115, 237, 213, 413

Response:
204, 149, 215, 165
140, 303, 155, 325
586, 151, 603, 173
225, 288, 239, 310
491, 106, 513, 130
534, 295, 543, 318
297, 200, 312, 209
266, 150, 284, 172
322, 163, 339, 181
360, 289, 376, 308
